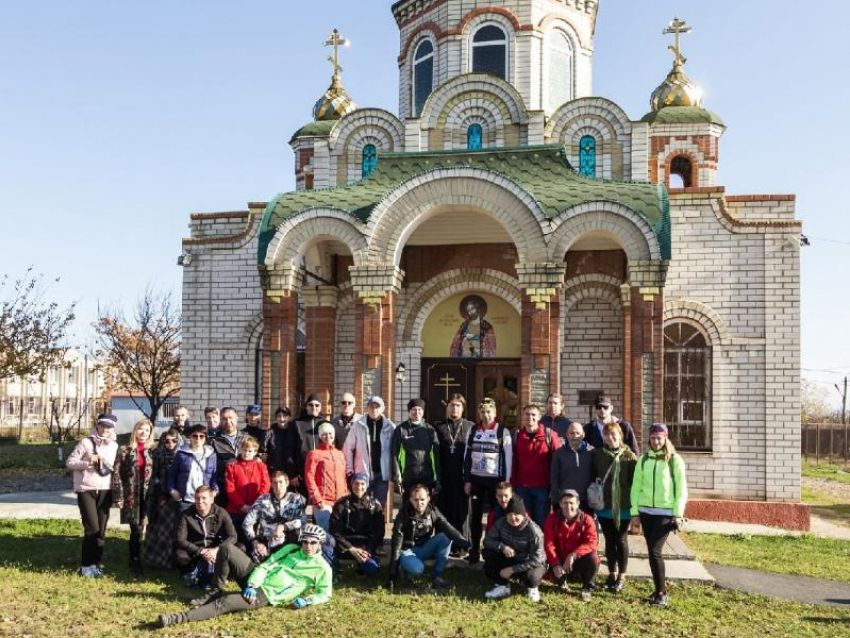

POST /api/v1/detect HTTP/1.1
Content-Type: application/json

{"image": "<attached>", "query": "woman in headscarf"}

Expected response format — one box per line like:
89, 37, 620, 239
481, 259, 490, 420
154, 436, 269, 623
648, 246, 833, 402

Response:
630, 423, 688, 607
112, 418, 156, 575
66, 413, 119, 577
590, 422, 636, 594
144, 427, 181, 569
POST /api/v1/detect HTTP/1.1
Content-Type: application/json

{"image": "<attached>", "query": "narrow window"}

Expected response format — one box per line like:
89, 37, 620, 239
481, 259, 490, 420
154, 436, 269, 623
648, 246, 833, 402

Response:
546, 30, 573, 111
663, 322, 712, 451
669, 155, 693, 188
579, 135, 596, 178
472, 24, 508, 79
412, 40, 434, 117
361, 144, 377, 178
467, 124, 483, 150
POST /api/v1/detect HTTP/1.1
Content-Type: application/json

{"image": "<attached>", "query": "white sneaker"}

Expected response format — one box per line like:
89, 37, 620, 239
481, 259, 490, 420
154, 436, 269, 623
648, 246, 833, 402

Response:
80, 566, 94, 578
484, 584, 511, 600
90, 566, 104, 578
527, 587, 541, 603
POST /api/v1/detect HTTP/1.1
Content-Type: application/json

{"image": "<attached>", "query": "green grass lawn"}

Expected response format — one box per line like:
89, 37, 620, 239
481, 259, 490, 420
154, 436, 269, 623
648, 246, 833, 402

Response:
0, 520, 848, 637
0, 441, 76, 470
681, 532, 850, 584
803, 462, 850, 485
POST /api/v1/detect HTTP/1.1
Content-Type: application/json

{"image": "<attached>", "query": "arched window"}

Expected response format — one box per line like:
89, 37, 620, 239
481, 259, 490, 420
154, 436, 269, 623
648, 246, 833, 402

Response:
663, 322, 712, 451
412, 40, 434, 117
545, 30, 574, 111
361, 144, 377, 178
472, 24, 508, 79
467, 124, 483, 150
579, 135, 596, 178
669, 155, 693, 188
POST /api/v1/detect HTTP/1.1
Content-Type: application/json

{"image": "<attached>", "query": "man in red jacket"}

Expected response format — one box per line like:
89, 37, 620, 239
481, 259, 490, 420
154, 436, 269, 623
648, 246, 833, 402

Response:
543, 489, 599, 601
513, 404, 562, 527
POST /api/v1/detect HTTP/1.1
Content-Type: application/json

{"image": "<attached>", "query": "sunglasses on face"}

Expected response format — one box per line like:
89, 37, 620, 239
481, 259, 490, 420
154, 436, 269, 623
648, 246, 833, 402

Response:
190, 434, 206, 440
340, 401, 354, 405
163, 439, 178, 445
595, 405, 609, 410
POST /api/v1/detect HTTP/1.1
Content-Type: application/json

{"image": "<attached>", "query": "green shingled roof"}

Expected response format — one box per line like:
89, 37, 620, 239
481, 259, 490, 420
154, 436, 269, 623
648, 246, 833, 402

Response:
641, 106, 725, 126
290, 120, 336, 142
259, 144, 671, 263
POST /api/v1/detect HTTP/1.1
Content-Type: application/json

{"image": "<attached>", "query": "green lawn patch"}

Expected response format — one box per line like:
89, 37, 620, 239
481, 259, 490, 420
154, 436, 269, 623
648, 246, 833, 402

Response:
803, 463, 850, 485
0, 442, 76, 470
0, 519, 847, 637
681, 532, 850, 584
803, 487, 850, 526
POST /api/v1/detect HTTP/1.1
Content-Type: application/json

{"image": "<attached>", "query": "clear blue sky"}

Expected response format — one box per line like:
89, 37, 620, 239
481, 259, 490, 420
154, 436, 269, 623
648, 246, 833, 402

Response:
1, 1, 847, 406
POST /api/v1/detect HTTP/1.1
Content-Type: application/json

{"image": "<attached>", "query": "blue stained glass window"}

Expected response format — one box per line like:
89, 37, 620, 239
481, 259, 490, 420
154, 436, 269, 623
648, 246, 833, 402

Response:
467, 124, 483, 150
579, 135, 596, 178
362, 144, 378, 178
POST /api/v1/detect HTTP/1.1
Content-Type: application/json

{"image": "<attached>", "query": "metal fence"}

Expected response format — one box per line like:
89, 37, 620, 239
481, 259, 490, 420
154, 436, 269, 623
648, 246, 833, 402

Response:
801, 422, 850, 465
0, 398, 105, 442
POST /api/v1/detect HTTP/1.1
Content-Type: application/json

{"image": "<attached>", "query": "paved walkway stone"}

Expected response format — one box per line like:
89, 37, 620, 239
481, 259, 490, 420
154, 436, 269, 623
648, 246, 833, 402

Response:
707, 563, 850, 608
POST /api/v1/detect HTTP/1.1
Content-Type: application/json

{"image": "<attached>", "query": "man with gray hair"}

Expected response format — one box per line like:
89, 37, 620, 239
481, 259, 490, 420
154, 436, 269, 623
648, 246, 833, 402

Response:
332, 392, 361, 450
342, 395, 395, 515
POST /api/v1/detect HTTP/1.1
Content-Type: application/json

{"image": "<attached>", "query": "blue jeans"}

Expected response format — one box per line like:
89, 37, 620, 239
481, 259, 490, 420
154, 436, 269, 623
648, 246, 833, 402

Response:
370, 479, 389, 512
313, 508, 331, 531
515, 486, 551, 528
398, 533, 452, 578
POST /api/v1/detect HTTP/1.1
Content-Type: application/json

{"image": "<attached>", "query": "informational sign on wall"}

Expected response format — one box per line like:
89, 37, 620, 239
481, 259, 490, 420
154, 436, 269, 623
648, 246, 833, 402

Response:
421, 292, 520, 358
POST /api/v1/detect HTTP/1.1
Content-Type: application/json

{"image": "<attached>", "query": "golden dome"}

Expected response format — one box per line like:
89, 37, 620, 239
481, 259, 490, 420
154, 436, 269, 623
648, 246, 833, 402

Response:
650, 59, 704, 111
312, 74, 357, 121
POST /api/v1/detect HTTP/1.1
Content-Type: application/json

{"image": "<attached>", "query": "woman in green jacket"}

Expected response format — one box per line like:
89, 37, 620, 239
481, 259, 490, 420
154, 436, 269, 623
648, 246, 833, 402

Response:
630, 423, 688, 607
158, 524, 332, 627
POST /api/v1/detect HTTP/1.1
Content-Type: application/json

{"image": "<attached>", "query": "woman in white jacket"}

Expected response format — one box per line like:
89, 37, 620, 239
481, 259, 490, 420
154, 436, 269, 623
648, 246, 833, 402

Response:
66, 413, 119, 577
342, 396, 395, 518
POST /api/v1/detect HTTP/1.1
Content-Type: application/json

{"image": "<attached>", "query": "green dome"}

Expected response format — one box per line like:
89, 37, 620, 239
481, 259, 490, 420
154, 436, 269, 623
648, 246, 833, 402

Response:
641, 106, 725, 127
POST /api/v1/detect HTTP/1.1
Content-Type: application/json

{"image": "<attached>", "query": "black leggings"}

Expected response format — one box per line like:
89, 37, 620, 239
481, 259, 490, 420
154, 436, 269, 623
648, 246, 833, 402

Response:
639, 513, 675, 594
468, 482, 497, 556
482, 549, 545, 587
598, 517, 629, 576
77, 490, 112, 566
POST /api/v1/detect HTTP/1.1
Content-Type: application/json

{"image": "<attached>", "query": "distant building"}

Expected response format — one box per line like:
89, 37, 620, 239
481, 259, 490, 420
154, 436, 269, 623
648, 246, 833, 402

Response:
109, 393, 180, 436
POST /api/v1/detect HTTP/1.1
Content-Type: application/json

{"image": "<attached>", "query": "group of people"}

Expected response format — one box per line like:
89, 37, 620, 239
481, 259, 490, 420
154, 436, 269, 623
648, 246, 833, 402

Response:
65, 392, 687, 627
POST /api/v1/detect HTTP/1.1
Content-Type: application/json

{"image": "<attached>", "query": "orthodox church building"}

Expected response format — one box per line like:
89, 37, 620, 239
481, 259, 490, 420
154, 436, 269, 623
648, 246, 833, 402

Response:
180, 1, 805, 526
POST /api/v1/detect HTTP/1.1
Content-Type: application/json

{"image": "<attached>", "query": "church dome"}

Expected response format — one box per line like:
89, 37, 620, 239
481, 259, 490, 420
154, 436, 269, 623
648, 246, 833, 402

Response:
650, 60, 703, 111
312, 74, 357, 121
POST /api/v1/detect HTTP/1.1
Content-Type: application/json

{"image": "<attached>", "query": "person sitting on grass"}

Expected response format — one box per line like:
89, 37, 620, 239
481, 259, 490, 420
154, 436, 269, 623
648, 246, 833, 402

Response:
243, 470, 307, 563
388, 484, 470, 591
224, 436, 270, 540
543, 489, 600, 602
159, 524, 332, 627
175, 486, 237, 588
329, 473, 385, 577
485, 481, 516, 531
482, 496, 546, 603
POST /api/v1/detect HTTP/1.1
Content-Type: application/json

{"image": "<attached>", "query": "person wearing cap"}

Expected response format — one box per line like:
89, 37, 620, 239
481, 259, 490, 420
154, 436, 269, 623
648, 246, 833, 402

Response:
112, 417, 156, 575
342, 395, 396, 517
544, 489, 600, 602
304, 423, 349, 531
591, 421, 637, 594
584, 396, 640, 454
482, 496, 546, 602
296, 394, 331, 481
242, 404, 272, 460
541, 393, 574, 440
210, 407, 248, 509
391, 398, 441, 495
267, 407, 301, 485
550, 420, 595, 513
159, 523, 332, 627
463, 397, 513, 565
243, 470, 307, 562
329, 473, 385, 577
168, 423, 219, 511
433, 393, 474, 540
66, 412, 120, 577
388, 484, 470, 591
331, 392, 361, 450
630, 423, 688, 607
512, 403, 562, 528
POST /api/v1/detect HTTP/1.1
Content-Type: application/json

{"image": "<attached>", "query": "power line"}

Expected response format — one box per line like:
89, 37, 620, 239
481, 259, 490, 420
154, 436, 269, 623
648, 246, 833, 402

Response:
804, 235, 850, 246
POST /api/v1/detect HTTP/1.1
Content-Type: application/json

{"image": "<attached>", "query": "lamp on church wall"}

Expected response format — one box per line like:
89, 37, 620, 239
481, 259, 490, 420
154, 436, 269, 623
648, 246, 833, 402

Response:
396, 363, 407, 384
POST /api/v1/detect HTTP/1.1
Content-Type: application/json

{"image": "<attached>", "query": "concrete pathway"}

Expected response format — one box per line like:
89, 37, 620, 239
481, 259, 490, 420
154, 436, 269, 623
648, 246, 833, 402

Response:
0, 490, 124, 528
685, 517, 850, 541
707, 563, 850, 609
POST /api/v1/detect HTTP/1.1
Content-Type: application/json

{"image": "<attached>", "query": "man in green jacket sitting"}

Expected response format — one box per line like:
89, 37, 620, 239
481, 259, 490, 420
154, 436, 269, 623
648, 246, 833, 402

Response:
158, 524, 332, 627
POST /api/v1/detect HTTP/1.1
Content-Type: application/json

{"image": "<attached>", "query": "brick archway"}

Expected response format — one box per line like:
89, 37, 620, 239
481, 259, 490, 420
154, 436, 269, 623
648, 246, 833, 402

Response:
263, 209, 369, 268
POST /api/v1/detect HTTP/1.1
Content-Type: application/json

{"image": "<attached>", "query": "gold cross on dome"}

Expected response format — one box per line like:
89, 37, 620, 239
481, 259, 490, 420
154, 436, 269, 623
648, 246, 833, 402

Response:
663, 17, 692, 66
323, 28, 350, 77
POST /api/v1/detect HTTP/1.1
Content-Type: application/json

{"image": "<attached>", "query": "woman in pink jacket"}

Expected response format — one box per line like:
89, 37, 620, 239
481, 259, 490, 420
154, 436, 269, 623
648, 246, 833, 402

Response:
66, 413, 120, 577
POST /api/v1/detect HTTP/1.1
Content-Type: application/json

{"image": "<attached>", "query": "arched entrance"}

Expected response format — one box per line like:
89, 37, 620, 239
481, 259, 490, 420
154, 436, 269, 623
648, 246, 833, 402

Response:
418, 290, 521, 429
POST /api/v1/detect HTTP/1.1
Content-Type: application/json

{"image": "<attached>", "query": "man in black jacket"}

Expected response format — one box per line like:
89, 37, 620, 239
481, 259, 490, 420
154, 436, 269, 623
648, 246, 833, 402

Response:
388, 485, 470, 590
433, 393, 474, 541
210, 407, 249, 508
175, 486, 238, 587
391, 398, 440, 495
329, 473, 384, 577
583, 396, 640, 454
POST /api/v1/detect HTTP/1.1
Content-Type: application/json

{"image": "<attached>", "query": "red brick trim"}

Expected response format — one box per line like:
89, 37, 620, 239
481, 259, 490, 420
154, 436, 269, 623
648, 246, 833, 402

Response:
686, 499, 810, 532
398, 22, 444, 64
725, 194, 796, 203
664, 150, 700, 189
717, 199, 803, 229
448, 6, 528, 36
182, 211, 259, 247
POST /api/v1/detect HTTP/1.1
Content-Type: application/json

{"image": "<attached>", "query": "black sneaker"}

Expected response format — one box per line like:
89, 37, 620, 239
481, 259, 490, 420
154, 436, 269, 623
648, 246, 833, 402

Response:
651, 592, 669, 607
465, 552, 481, 566
605, 574, 617, 591
189, 589, 221, 607
431, 576, 450, 591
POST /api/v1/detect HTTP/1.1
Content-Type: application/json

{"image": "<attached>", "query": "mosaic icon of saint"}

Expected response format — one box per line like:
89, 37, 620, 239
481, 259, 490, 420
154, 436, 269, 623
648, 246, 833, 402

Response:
449, 295, 496, 358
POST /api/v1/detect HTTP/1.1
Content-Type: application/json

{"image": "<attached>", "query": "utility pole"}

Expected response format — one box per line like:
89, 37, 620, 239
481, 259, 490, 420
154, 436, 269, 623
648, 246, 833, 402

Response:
837, 378, 848, 426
